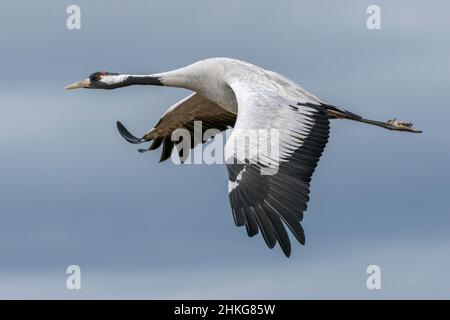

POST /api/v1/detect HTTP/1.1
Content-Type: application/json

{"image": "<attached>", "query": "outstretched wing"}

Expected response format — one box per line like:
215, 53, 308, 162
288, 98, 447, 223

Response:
117, 93, 236, 162
225, 82, 330, 257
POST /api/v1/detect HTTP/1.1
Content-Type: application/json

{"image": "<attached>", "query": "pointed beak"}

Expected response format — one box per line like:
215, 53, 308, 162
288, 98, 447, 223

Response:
65, 78, 91, 90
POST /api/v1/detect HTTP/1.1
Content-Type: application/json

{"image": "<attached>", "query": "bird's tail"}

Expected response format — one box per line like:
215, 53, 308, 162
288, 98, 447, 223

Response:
323, 104, 422, 133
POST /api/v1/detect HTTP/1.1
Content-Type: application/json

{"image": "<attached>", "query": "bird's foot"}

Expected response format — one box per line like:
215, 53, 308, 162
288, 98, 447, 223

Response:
386, 118, 422, 133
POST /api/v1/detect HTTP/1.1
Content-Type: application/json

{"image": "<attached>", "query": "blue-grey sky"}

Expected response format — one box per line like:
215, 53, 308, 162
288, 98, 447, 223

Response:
1, 0, 450, 299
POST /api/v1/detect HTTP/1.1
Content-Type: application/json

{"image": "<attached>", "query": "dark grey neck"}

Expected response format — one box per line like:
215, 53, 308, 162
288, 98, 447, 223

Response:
123, 75, 163, 86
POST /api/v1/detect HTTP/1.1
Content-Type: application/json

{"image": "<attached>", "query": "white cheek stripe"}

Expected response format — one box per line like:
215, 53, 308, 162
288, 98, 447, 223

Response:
100, 74, 129, 85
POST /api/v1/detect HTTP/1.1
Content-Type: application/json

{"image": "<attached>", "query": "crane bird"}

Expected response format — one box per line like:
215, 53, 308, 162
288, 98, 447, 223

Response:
66, 58, 421, 257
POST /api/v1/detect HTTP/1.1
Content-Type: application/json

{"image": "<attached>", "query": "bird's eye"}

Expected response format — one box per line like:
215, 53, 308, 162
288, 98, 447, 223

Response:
89, 73, 102, 81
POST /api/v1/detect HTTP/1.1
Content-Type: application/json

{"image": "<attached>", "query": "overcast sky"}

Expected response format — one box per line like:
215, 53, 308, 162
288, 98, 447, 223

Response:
1, 0, 450, 298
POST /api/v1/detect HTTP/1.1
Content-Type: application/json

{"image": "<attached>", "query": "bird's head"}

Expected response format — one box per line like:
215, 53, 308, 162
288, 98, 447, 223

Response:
65, 71, 126, 90
65, 71, 163, 90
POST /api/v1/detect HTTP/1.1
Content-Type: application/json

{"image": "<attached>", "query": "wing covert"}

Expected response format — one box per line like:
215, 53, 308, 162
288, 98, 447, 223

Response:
117, 92, 236, 162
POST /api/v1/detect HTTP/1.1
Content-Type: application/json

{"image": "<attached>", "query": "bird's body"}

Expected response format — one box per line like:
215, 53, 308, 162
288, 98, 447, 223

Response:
151, 58, 326, 114
66, 58, 421, 257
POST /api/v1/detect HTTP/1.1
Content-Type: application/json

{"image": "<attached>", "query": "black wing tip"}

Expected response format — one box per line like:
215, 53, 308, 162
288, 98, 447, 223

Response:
298, 235, 306, 246
159, 139, 175, 162
116, 121, 144, 144
289, 227, 305, 246
240, 221, 294, 257
283, 249, 291, 258
277, 236, 292, 257
245, 225, 259, 237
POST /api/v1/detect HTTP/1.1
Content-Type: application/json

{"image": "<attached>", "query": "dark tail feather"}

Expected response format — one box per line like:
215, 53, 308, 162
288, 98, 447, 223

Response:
323, 104, 362, 120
